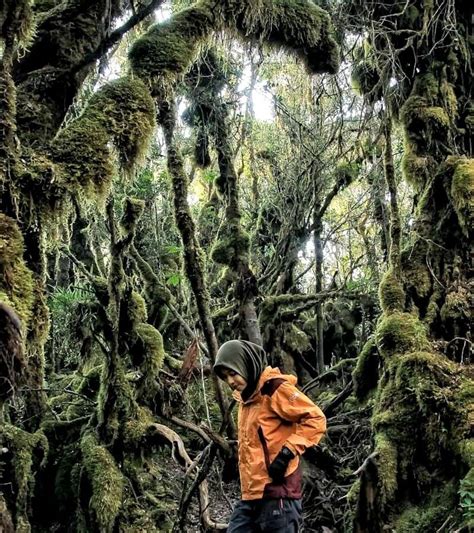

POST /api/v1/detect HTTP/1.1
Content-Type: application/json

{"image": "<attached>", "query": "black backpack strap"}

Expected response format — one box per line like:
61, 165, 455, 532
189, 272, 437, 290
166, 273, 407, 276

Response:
261, 378, 286, 397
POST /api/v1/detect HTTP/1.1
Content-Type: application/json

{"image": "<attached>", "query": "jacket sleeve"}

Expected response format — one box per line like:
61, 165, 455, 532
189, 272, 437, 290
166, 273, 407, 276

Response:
270, 381, 326, 455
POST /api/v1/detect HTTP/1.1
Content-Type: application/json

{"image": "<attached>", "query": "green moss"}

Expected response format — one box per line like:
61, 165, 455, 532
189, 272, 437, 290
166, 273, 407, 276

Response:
1, 0, 34, 45
97, 358, 135, 443
401, 96, 450, 135
120, 198, 145, 235
440, 287, 470, 323
284, 324, 311, 352
211, 226, 250, 266
335, 161, 360, 184
0, 424, 48, 529
374, 432, 398, 506
404, 263, 432, 300
351, 42, 381, 101
450, 157, 474, 237
0, 214, 35, 329
379, 269, 405, 312
401, 142, 431, 190
394, 482, 457, 532
373, 351, 461, 492
216, 266, 239, 291
135, 323, 165, 372
353, 338, 380, 401
128, 291, 148, 326
134, 323, 165, 404
129, 5, 214, 86
81, 432, 124, 532
123, 405, 154, 446
217, 0, 340, 74
375, 312, 428, 358
52, 77, 155, 200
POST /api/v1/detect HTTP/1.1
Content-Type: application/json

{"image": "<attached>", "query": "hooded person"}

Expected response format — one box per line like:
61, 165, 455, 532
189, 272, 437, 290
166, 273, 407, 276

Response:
214, 340, 326, 533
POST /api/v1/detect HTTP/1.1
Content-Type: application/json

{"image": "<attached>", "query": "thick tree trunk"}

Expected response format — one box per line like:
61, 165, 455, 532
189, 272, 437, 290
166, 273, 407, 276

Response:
352, 1, 473, 522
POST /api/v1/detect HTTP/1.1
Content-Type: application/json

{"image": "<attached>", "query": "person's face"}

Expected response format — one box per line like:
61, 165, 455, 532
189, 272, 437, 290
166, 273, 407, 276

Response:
220, 368, 247, 392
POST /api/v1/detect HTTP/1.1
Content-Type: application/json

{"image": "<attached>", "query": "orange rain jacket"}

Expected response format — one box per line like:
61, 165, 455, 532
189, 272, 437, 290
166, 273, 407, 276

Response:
233, 366, 326, 500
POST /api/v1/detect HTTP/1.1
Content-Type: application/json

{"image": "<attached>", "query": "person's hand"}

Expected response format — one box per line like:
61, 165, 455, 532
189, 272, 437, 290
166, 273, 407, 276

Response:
268, 446, 295, 483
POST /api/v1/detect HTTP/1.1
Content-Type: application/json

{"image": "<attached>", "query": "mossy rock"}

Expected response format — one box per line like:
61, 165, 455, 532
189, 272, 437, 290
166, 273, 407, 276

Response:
375, 312, 429, 358
81, 432, 124, 532
379, 269, 405, 312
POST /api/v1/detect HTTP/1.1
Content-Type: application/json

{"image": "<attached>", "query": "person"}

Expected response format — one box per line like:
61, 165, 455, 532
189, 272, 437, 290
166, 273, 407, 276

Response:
214, 340, 326, 532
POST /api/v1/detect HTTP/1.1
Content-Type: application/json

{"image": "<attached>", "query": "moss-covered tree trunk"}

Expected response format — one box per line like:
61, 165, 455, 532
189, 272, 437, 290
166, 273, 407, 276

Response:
351, 1, 474, 519
158, 99, 233, 431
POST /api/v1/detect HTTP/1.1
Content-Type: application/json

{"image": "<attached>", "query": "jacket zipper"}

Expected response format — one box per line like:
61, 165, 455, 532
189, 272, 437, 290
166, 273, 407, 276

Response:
257, 426, 271, 471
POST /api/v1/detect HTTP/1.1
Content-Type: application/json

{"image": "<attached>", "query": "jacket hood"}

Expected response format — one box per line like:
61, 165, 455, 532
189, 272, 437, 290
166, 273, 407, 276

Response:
233, 366, 297, 403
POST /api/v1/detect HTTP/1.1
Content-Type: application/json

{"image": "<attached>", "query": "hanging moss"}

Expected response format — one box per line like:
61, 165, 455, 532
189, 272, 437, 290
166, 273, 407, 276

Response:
379, 269, 405, 312
0, 215, 35, 329
0, 0, 33, 45
450, 157, 473, 237
52, 77, 155, 200
217, 0, 340, 74
351, 42, 382, 101
375, 312, 429, 358
120, 198, 145, 235
0, 424, 48, 531
129, 5, 215, 87
80, 432, 124, 532
353, 338, 380, 401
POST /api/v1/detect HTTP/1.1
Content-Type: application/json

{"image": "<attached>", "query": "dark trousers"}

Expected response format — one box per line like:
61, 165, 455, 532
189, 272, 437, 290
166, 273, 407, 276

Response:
227, 498, 303, 532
